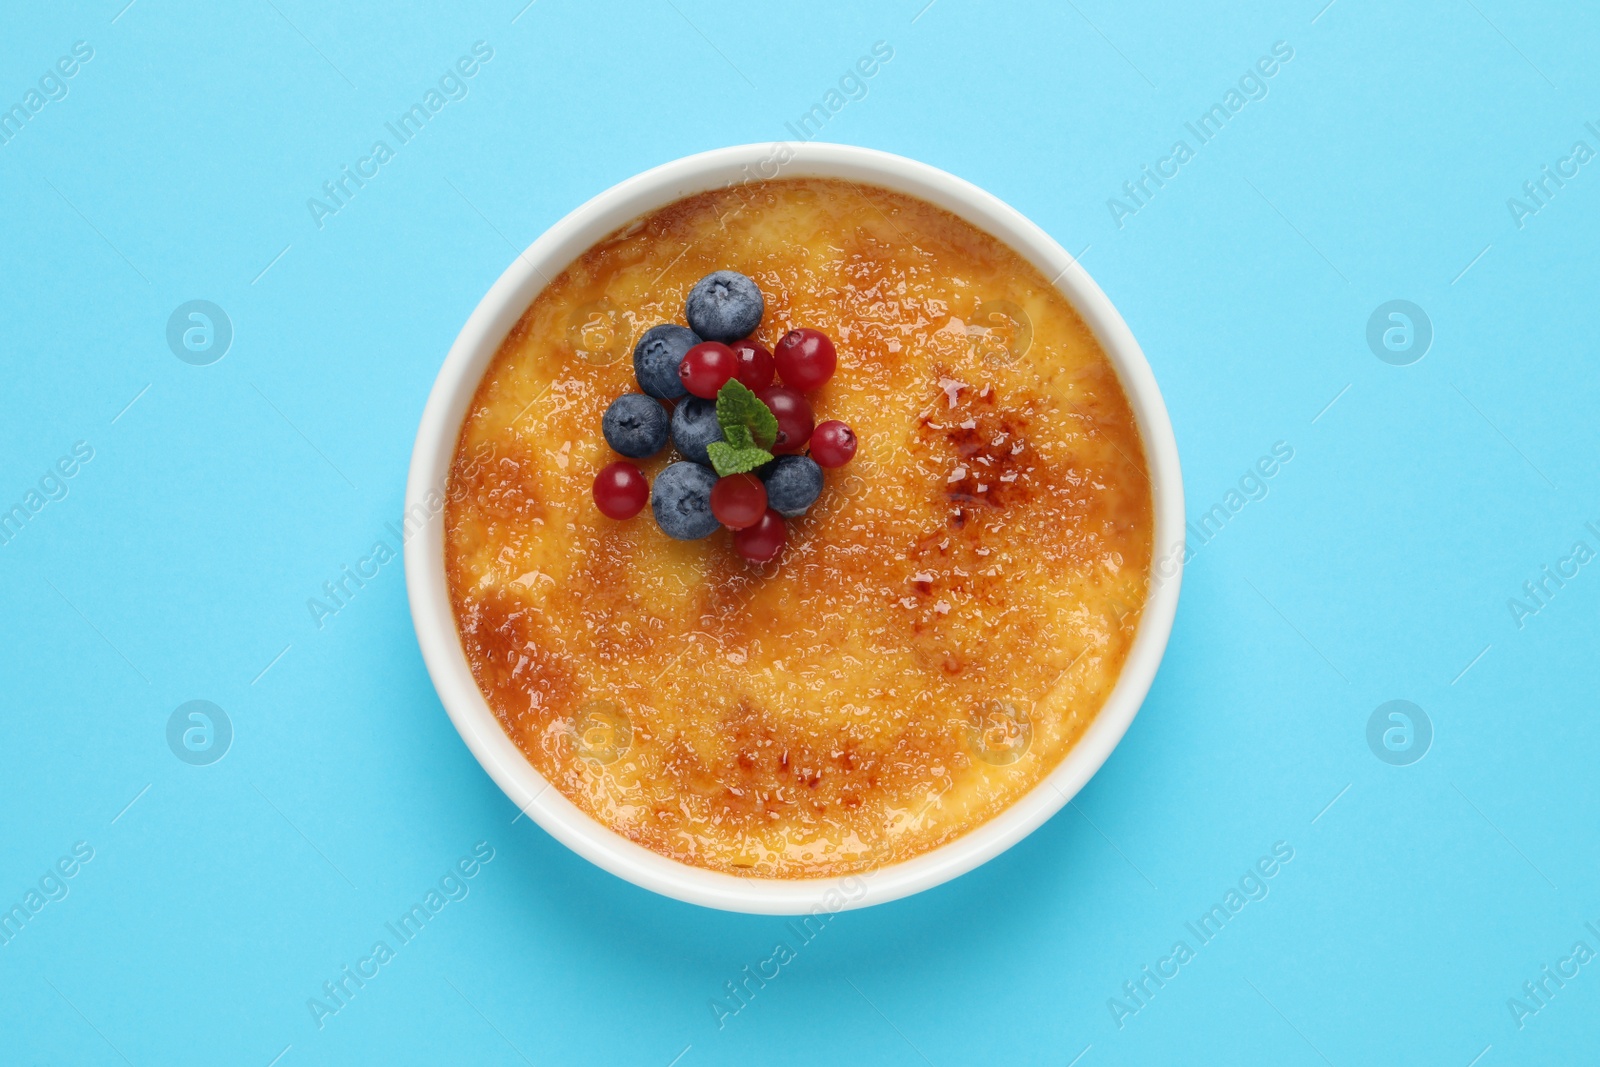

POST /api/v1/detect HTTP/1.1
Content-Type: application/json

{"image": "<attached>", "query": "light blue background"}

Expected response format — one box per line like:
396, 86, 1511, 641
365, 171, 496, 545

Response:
2, 1, 1597, 1064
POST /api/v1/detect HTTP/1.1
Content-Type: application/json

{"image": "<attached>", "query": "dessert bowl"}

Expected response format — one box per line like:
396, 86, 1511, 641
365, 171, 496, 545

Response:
405, 143, 1183, 914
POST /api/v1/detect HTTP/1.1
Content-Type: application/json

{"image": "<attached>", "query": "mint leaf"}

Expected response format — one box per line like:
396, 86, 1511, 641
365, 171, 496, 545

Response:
706, 380, 778, 475
716, 379, 778, 451
706, 440, 773, 477
723, 424, 753, 451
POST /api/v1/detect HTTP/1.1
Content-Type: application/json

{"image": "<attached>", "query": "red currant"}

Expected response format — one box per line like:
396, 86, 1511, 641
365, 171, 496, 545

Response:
773, 328, 836, 391
730, 338, 775, 390
678, 342, 738, 398
756, 385, 814, 454
592, 461, 649, 519
710, 473, 767, 529
733, 508, 786, 563
809, 420, 857, 467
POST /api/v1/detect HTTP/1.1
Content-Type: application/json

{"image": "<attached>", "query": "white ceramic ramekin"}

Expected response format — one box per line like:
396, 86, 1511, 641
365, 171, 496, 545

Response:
405, 143, 1183, 915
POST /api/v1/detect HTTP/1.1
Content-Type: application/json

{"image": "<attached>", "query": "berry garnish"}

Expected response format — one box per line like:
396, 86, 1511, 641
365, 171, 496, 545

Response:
773, 328, 836, 391
601, 393, 670, 458
633, 324, 698, 400
756, 386, 813, 454
593, 273, 849, 556
685, 270, 764, 343
760, 454, 824, 517
670, 397, 724, 467
651, 461, 720, 540
679, 341, 739, 398
593, 461, 650, 520
710, 473, 767, 529
730, 338, 775, 390
732, 508, 786, 562
809, 420, 857, 467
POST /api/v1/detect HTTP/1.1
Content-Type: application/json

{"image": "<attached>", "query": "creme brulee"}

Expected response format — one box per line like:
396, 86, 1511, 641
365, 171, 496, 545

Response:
445, 178, 1152, 878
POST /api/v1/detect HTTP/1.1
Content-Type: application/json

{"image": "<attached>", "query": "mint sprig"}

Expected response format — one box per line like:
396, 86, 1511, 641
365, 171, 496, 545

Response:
706, 379, 777, 477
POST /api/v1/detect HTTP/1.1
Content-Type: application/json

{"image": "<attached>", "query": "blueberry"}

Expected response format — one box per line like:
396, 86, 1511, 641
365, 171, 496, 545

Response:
602, 393, 670, 458
685, 271, 764, 343
651, 461, 719, 540
633, 324, 698, 400
760, 455, 823, 517
670, 396, 723, 466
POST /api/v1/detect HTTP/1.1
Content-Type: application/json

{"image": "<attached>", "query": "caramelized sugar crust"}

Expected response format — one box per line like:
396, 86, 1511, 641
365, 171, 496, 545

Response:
445, 179, 1152, 878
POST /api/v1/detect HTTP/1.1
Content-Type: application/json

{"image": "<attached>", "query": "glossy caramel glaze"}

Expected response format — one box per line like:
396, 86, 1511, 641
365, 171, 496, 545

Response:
445, 179, 1151, 878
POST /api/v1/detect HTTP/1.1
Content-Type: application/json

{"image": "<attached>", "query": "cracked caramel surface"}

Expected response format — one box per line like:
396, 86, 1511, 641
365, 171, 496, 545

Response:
445, 179, 1152, 878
